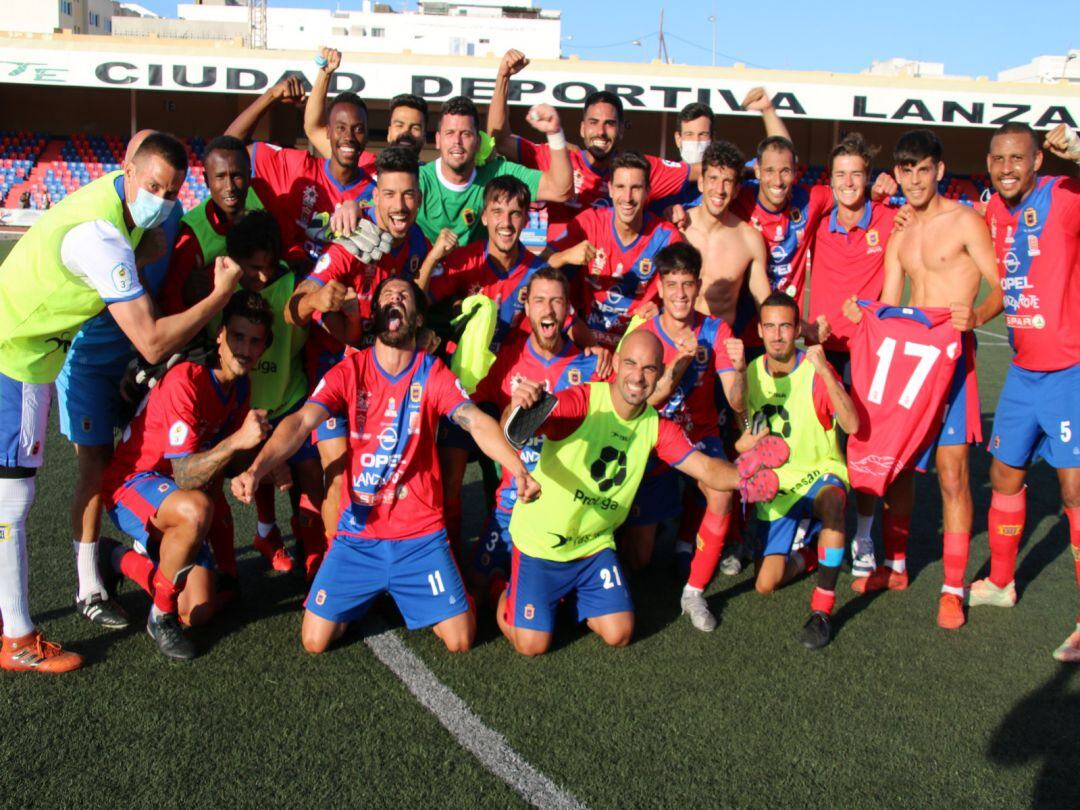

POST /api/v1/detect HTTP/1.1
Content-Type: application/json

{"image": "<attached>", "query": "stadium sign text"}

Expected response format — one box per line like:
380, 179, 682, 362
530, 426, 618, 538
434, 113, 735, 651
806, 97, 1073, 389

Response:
0, 48, 1075, 130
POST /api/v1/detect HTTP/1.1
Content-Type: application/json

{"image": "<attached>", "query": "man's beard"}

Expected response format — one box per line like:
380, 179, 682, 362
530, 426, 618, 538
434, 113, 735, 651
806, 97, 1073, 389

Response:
375, 303, 416, 348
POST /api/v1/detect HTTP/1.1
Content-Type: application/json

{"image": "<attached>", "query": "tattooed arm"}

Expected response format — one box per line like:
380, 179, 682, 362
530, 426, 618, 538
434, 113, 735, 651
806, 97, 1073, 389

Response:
172, 409, 269, 490
452, 401, 540, 502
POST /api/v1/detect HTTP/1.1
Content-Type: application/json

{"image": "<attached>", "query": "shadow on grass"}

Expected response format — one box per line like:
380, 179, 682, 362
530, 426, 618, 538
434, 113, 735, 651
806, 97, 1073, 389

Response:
987, 665, 1080, 809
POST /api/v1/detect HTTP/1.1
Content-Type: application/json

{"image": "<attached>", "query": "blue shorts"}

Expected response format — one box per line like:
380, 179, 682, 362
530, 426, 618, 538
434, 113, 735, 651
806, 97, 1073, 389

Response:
306, 530, 469, 629
758, 473, 845, 558
989, 362, 1080, 470
472, 508, 512, 577
106, 471, 214, 566
55, 357, 127, 446
0, 372, 50, 469
506, 546, 633, 633
627, 456, 681, 526
915, 335, 979, 470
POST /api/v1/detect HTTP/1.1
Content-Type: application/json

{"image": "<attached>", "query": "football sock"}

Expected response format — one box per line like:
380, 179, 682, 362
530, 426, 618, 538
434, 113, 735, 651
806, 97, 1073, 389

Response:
119, 550, 155, 596
0, 477, 35, 638
854, 511, 874, 542
151, 567, 185, 615
1067, 507, 1080, 601
988, 487, 1026, 587
810, 587, 836, 616
293, 499, 327, 565
255, 483, 276, 530
816, 545, 843, 595
942, 531, 970, 596
208, 504, 238, 579
687, 510, 730, 589
74, 539, 105, 601
883, 513, 910, 573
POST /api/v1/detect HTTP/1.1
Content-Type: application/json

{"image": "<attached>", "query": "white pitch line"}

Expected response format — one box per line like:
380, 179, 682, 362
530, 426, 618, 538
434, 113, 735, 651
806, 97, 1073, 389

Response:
364, 625, 587, 810
974, 328, 1010, 344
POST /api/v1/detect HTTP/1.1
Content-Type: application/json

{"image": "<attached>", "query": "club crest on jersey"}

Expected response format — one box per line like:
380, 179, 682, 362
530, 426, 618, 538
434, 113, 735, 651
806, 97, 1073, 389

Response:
409, 256, 420, 274
568, 368, 581, 386
409, 382, 423, 402
639, 259, 652, 278
168, 420, 190, 447
789, 207, 802, 224
1027, 235, 1040, 256
314, 253, 331, 275
866, 229, 880, 247
1023, 207, 1038, 228
158, 482, 170, 493
524, 604, 535, 620
695, 345, 709, 364
111, 263, 133, 293
81, 417, 92, 433
462, 208, 476, 227
315, 589, 327, 606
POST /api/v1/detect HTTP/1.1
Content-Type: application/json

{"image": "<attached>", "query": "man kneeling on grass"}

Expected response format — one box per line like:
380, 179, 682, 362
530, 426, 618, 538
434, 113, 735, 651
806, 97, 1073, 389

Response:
233, 277, 538, 654
497, 329, 787, 656
101, 289, 274, 660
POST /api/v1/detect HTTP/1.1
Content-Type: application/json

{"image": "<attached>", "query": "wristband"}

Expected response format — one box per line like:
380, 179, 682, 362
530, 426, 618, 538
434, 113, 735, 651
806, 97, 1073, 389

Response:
314, 54, 328, 68
547, 129, 567, 150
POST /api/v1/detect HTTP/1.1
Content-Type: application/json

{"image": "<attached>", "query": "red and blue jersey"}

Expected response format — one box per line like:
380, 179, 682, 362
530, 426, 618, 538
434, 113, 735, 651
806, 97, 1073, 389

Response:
251, 142, 377, 267
732, 183, 833, 306
985, 175, 1080, 371
308, 348, 470, 540
807, 202, 896, 352
552, 209, 683, 347
427, 240, 546, 351
846, 302, 966, 496
103, 361, 249, 492
473, 334, 601, 514
636, 314, 734, 442
515, 139, 690, 240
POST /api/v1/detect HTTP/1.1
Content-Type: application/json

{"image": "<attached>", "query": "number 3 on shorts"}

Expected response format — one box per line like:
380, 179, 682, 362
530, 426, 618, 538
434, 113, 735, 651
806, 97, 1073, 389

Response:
1062, 420, 1073, 444
599, 566, 623, 590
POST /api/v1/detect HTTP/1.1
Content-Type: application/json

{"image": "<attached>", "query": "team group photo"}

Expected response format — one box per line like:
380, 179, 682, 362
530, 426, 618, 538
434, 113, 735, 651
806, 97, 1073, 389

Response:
0, 0, 1077, 806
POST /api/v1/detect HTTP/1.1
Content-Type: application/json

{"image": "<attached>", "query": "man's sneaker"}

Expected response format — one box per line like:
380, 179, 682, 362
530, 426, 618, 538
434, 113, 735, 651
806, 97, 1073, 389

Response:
736, 435, 790, 479
0, 630, 84, 673
851, 565, 908, 593
850, 536, 876, 578
1052, 625, 1080, 663
680, 588, 717, 632
968, 578, 1017, 608
937, 593, 966, 630
253, 527, 295, 573
146, 611, 197, 660
76, 592, 130, 629
719, 541, 744, 576
798, 611, 832, 650
740, 469, 780, 504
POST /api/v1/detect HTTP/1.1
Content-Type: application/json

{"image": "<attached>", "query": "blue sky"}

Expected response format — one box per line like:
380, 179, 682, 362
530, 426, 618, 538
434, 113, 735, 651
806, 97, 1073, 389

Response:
131, 1, 1075, 77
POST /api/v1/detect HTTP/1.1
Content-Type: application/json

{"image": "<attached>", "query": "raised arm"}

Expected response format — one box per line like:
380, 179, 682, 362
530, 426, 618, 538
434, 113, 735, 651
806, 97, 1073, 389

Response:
452, 401, 540, 502
717, 336, 747, 415
226, 76, 307, 144
487, 49, 529, 159
742, 87, 792, 142
286, 277, 347, 327
109, 256, 241, 364
303, 47, 341, 158
232, 402, 329, 503
806, 345, 859, 434
528, 105, 573, 203
172, 409, 270, 490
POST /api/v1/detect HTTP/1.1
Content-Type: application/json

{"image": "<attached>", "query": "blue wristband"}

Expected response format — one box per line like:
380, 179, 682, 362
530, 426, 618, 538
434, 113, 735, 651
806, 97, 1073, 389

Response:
314, 55, 328, 68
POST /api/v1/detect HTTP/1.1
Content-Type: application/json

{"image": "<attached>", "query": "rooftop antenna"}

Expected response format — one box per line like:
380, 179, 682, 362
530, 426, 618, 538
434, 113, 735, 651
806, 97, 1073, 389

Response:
248, 0, 267, 49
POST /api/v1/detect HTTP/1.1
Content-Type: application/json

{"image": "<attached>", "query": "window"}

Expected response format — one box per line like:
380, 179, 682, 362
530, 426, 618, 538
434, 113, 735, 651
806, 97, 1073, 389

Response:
61, 1, 73, 15
371, 27, 385, 37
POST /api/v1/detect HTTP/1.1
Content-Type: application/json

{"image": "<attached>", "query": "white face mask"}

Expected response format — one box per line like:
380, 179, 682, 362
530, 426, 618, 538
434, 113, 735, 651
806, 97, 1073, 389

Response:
680, 139, 711, 164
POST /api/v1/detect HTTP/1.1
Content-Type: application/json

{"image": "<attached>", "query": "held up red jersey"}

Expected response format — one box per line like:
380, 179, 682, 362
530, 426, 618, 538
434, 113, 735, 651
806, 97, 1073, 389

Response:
515, 139, 689, 240
985, 175, 1080, 371
308, 349, 470, 540
846, 303, 965, 496
551, 209, 682, 347
103, 362, 249, 492
251, 142, 376, 267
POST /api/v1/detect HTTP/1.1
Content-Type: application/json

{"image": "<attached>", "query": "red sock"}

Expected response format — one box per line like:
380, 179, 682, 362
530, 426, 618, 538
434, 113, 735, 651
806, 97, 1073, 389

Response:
798, 545, 818, 574
255, 482, 276, 526
208, 492, 237, 578
151, 568, 182, 615
687, 510, 731, 589
942, 531, 970, 591
1066, 507, 1080, 597
675, 497, 706, 545
119, 550, 155, 596
810, 587, 836, 615
988, 488, 1026, 587
293, 503, 328, 565
883, 513, 910, 569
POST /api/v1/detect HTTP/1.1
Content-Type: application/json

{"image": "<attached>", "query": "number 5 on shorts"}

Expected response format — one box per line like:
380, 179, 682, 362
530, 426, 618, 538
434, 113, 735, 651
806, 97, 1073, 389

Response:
1062, 421, 1073, 443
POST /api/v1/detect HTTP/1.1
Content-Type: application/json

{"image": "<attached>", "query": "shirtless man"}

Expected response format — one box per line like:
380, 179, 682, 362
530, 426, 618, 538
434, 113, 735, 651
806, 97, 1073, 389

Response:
684, 140, 769, 328
860, 128, 1002, 630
